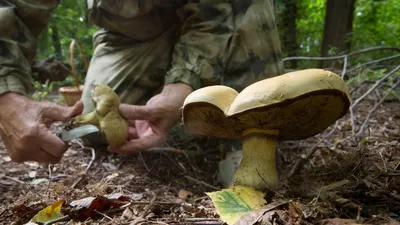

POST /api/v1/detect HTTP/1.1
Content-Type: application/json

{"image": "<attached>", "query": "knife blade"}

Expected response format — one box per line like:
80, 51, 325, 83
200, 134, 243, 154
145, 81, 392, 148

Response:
59, 124, 100, 141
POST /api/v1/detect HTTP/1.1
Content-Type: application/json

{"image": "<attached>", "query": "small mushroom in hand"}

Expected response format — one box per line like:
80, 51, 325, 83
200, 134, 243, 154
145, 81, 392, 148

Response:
73, 84, 129, 148
182, 69, 351, 191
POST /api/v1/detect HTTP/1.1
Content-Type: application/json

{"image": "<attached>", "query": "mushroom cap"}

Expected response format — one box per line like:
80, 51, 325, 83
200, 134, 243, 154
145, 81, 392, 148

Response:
182, 69, 351, 140
91, 84, 120, 117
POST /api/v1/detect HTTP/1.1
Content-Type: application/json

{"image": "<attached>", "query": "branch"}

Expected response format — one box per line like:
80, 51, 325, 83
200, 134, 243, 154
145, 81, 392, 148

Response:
130, 192, 159, 225
357, 78, 400, 136
346, 54, 400, 73
283, 46, 400, 62
350, 65, 400, 110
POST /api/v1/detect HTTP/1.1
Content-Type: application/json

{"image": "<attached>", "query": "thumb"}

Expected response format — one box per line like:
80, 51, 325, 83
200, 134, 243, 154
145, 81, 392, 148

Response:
119, 104, 153, 120
41, 101, 84, 121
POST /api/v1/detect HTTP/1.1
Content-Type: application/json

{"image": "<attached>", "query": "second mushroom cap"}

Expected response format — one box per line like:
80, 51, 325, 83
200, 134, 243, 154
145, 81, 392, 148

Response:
182, 69, 351, 141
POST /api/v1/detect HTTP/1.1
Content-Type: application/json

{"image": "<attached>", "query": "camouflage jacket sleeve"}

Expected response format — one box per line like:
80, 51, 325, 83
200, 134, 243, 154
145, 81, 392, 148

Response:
0, 0, 59, 97
164, 0, 282, 91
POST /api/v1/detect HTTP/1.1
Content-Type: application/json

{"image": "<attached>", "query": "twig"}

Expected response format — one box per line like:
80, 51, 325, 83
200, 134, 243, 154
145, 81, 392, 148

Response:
287, 122, 340, 179
184, 175, 220, 190
131, 201, 180, 205
347, 54, 400, 73
341, 55, 348, 78
71, 142, 96, 188
139, 152, 150, 172
283, 46, 400, 62
350, 107, 356, 137
1, 175, 25, 184
255, 168, 286, 199
95, 210, 114, 221
350, 65, 400, 110
130, 192, 159, 225
183, 218, 221, 221
147, 147, 189, 155
42, 215, 70, 225
357, 78, 400, 135
287, 138, 326, 179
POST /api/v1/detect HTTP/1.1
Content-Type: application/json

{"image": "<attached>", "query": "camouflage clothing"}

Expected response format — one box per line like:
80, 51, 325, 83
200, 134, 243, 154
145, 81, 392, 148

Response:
0, 0, 284, 113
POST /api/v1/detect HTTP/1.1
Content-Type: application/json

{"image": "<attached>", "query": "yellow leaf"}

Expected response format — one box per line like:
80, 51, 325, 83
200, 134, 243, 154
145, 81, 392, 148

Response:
206, 186, 267, 225
31, 200, 65, 223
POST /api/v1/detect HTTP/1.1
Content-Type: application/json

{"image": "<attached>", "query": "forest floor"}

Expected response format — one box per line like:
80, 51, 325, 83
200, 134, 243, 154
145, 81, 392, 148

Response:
0, 91, 399, 225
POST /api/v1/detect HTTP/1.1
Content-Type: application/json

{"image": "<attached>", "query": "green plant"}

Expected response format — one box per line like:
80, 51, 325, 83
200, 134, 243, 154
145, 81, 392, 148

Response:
32, 79, 54, 101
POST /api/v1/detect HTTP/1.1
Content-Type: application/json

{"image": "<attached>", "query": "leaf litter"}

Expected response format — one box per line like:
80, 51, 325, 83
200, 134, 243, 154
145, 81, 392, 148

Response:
0, 89, 399, 224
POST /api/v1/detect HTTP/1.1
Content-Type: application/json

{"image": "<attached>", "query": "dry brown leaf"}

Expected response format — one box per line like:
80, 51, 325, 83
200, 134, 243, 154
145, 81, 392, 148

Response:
178, 189, 194, 201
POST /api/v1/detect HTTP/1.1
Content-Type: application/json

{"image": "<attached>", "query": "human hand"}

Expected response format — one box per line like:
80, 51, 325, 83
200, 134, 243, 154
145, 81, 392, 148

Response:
109, 83, 193, 153
0, 93, 83, 163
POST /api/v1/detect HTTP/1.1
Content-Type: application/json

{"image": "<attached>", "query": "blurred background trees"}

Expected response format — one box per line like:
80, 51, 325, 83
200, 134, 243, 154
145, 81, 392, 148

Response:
35, 0, 400, 82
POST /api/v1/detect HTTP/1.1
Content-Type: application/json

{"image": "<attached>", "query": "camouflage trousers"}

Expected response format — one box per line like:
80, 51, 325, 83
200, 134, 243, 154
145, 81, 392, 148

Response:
79, 0, 284, 150
81, 0, 284, 113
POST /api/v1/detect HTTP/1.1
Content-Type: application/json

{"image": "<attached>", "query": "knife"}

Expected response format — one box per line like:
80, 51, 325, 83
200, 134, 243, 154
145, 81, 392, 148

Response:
58, 124, 100, 142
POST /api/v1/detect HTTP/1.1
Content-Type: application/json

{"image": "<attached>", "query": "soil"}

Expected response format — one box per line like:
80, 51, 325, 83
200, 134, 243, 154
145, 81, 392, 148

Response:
0, 92, 399, 225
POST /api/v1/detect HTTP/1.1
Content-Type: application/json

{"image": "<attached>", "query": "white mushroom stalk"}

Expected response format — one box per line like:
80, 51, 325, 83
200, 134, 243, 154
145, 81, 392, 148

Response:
181, 69, 351, 191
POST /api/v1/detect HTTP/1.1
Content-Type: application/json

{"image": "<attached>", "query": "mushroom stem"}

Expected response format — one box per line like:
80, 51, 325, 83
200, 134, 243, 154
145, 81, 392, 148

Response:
233, 128, 279, 191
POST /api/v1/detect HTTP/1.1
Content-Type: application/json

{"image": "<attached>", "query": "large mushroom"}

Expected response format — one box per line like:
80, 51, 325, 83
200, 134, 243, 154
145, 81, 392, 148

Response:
181, 69, 351, 191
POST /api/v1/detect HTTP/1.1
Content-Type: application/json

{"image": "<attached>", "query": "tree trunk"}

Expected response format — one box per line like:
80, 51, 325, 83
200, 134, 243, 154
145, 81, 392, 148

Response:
320, 0, 356, 67
282, 0, 298, 69
50, 22, 63, 59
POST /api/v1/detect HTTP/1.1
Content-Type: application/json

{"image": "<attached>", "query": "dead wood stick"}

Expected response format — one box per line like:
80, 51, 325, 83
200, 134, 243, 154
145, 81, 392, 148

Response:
341, 55, 348, 78
184, 175, 220, 190
71, 142, 96, 188
43, 215, 70, 225
347, 54, 400, 73
287, 138, 330, 179
183, 218, 221, 221
351, 65, 400, 110
283, 46, 400, 62
2, 175, 25, 184
130, 192, 159, 225
287, 120, 340, 179
147, 147, 189, 155
357, 78, 400, 136
131, 201, 180, 205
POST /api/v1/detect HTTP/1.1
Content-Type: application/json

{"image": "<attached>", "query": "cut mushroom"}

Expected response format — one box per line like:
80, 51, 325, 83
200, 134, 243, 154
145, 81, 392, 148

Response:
182, 69, 351, 191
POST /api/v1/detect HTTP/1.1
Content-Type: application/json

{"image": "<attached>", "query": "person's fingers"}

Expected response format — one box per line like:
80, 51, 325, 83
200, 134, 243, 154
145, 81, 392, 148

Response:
31, 149, 61, 164
128, 127, 138, 139
119, 104, 153, 120
37, 128, 68, 159
108, 134, 165, 154
41, 101, 84, 121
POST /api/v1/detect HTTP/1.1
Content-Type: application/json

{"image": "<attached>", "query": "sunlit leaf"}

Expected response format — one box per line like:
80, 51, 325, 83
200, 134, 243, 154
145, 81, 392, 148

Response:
206, 186, 267, 225
31, 200, 65, 223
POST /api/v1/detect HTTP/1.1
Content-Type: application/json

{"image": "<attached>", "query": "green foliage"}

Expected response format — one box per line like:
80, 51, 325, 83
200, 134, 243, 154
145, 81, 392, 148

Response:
352, 0, 400, 49
276, 0, 400, 70
35, 0, 400, 78
32, 80, 54, 101
296, 0, 326, 56
37, 0, 96, 80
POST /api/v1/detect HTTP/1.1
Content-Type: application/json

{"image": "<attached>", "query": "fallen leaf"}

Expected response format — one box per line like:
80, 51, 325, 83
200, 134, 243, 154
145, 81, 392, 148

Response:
106, 173, 119, 180
233, 200, 289, 225
12, 203, 37, 220
69, 196, 96, 209
121, 207, 135, 220
29, 178, 49, 185
28, 171, 37, 178
206, 185, 267, 225
69, 194, 131, 220
178, 189, 194, 201
31, 200, 65, 223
